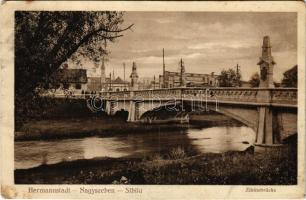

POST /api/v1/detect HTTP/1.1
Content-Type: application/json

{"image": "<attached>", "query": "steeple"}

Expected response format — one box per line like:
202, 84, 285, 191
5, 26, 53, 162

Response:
130, 62, 139, 90
257, 36, 275, 88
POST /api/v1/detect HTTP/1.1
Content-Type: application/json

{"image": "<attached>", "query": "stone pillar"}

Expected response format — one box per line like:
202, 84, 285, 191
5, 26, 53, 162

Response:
127, 101, 140, 122
257, 36, 275, 88
255, 36, 281, 151
105, 100, 111, 115
180, 58, 186, 87
130, 62, 139, 91
256, 107, 273, 145
110, 101, 116, 116
106, 100, 116, 116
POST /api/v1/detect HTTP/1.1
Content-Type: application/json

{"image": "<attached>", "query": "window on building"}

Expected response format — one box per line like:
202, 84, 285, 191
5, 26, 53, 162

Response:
210, 80, 213, 85
75, 83, 82, 89
116, 88, 120, 92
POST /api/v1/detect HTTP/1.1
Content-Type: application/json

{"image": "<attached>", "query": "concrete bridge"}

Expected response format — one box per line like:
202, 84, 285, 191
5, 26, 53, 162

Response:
96, 87, 297, 147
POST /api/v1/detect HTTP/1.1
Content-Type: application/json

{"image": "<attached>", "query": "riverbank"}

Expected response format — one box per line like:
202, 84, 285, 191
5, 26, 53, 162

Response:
15, 113, 240, 141
15, 118, 187, 141
15, 144, 297, 185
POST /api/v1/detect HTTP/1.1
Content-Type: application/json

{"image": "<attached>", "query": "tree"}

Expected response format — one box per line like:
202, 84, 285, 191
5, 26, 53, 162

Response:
249, 72, 260, 87
281, 65, 297, 87
15, 11, 133, 125
218, 68, 241, 87
15, 11, 133, 98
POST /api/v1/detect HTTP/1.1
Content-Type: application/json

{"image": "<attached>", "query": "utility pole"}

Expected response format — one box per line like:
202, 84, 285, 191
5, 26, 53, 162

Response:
162, 48, 165, 88
123, 62, 126, 91
109, 73, 112, 91
153, 75, 156, 90
123, 63, 126, 82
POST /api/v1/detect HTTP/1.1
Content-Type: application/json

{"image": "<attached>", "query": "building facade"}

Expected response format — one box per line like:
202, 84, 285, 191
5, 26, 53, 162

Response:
159, 51, 219, 88
104, 76, 129, 92
87, 77, 102, 92
159, 71, 219, 88
48, 68, 88, 95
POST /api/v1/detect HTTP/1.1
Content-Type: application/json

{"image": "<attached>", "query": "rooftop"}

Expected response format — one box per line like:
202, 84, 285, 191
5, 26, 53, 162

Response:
52, 69, 87, 84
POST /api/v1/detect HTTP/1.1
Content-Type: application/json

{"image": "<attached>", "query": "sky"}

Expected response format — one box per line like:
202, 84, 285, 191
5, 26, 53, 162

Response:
85, 12, 297, 82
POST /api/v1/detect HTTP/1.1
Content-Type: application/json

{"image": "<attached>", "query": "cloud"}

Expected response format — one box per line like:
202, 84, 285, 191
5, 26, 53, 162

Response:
93, 12, 297, 81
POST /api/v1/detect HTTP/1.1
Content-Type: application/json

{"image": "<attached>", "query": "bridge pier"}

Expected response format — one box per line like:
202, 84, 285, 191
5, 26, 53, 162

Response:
105, 100, 116, 116
255, 106, 283, 153
254, 106, 289, 153
127, 101, 140, 122
256, 106, 274, 145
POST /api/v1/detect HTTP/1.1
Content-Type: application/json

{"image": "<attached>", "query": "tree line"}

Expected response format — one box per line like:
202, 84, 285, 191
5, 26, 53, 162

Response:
218, 66, 297, 87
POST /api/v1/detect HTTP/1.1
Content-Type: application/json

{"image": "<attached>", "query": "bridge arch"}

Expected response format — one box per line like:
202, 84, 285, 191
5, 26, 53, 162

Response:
138, 101, 258, 131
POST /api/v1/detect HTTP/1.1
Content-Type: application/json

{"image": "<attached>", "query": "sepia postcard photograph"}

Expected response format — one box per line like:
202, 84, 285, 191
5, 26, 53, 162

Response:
0, 1, 305, 199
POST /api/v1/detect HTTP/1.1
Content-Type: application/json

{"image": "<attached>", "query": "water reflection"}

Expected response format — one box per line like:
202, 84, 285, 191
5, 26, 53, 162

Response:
81, 137, 131, 159
187, 126, 255, 153
15, 126, 256, 169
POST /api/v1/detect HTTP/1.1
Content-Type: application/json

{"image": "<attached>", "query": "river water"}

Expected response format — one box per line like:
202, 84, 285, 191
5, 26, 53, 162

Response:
15, 126, 256, 169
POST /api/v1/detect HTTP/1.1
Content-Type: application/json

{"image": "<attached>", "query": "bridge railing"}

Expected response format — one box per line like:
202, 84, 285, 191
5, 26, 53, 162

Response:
64, 87, 297, 107
182, 88, 258, 103
270, 88, 297, 105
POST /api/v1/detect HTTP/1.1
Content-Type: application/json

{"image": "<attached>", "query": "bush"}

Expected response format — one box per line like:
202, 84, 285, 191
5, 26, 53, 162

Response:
168, 146, 186, 160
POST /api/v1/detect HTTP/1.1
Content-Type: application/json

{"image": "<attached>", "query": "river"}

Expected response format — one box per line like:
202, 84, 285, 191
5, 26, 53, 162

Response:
15, 125, 256, 169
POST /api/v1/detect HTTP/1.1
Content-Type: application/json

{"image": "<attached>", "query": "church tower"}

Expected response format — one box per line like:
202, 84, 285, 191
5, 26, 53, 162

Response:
130, 62, 139, 91
257, 36, 275, 88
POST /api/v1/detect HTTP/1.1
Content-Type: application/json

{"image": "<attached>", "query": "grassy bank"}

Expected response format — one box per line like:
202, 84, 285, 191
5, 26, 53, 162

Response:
15, 113, 239, 141
15, 118, 192, 141
15, 144, 297, 185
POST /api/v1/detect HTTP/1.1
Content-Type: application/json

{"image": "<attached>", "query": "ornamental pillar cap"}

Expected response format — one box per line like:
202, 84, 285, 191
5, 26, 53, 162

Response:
262, 36, 271, 48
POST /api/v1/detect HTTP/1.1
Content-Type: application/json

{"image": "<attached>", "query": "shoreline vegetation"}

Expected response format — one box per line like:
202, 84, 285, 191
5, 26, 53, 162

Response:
15, 143, 297, 185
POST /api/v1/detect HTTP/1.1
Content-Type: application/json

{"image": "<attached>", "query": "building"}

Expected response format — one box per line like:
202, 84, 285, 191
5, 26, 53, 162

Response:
159, 50, 219, 88
160, 71, 219, 88
138, 77, 160, 90
87, 77, 102, 92
87, 58, 130, 92
49, 68, 88, 95
104, 76, 129, 92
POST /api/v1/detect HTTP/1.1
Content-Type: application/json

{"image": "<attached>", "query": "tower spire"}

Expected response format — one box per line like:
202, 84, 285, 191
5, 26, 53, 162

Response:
257, 36, 275, 88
